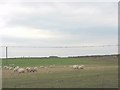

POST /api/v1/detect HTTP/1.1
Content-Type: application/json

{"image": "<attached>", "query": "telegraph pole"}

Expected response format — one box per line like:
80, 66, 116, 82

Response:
5, 46, 8, 59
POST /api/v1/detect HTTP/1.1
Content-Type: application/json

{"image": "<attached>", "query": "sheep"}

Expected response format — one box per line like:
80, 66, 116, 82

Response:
49, 65, 55, 68
73, 65, 85, 69
33, 67, 38, 72
13, 66, 19, 72
7, 66, 10, 69
73, 65, 79, 69
40, 66, 44, 68
34, 67, 38, 70
9, 67, 13, 70
18, 68, 25, 73
26, 67, 31, 72
30, 67, 38, 72
3, 66, 7, 69
3, 66, 10, 70
78, 65, 85, 69
9, 64, 15, 67
3, 66, 8, 69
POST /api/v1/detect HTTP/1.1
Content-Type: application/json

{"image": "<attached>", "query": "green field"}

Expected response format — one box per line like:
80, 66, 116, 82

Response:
2, 55, 118, 88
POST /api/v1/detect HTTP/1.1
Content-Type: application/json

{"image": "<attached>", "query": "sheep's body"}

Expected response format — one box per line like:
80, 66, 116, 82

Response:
30, 67, 38, 72
34, 67, 38, 72
26, 67, 31, 72
78, 65, 85, 69
40, 66, 44, 68
13, 66, 19, 72
3, 66, 9, 69
3, 66, 7, 69
73, 65, 85, 69
9, 64, 15, 67
49, 65, 55, 68
18, 68, 25, 73
9, 67, 13, 70
73, 65, 79, 69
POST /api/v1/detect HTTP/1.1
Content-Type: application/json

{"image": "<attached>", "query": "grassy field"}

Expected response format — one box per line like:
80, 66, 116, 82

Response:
2, 55, 118, 88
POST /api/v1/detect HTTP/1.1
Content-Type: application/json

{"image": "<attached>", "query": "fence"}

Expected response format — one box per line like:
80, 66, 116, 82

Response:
0, 45, 118, 58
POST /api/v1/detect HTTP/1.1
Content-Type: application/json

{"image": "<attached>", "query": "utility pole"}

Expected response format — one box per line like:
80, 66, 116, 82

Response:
5, 46, 8, 59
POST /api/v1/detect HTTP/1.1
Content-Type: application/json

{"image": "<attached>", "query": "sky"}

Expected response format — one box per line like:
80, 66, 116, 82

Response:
0, 0, 118, 57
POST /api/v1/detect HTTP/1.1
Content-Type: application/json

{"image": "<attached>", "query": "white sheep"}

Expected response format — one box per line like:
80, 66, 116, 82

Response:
9, 64, 15, 67
33, 67, 38, 72
73, 65, 79, 69
40, 66, 44, 68
34, 67, 38, 69
73, 65, 85, 69
30, 67, 38, 72
3, 66, 9, 69
26, 67, 31, 72
3, 66, 7, 69
9, 67, 13, 70
13, 66, 19, 72
6, 66, 10, 70
18, 68, 25, 73
78, 65, 85, 69
49, 65, 55, 68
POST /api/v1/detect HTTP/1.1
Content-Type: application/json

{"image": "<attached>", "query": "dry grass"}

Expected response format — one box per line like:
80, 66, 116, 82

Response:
2, 56, 118, 88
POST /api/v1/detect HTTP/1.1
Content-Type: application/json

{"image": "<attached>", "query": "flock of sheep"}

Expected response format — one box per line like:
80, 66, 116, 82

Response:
3, 65, 38, 73
2, 64, 85, 73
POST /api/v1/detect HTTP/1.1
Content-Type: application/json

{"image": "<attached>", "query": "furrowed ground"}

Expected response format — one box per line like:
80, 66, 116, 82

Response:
2, 55, 118, 88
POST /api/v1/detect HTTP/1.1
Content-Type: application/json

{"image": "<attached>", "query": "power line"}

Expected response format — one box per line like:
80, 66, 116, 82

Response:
0, 45, 119, 48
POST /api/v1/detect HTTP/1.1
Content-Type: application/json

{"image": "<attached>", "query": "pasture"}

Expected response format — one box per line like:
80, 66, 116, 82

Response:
2, 55, 118, 88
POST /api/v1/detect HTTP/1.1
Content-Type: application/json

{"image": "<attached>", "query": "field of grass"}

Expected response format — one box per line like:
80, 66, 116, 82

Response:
2, 55, 118, 88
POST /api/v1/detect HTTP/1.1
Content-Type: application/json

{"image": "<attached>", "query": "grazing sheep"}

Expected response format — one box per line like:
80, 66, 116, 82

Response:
18, 68, 25, 73
73, 65, 79, 69
73, 65, 85, 69
30, 69, 34, 72
40, 66, 44, 68
78, 65, 85, 69
33, 67, 38, 72
9, 67, 13, 70
26, 67, 31, 72
3, 66, 7, 69
13, 66, 19, 72
49, 65, 55, 68
3, 66, 9, 69
9, 64, 15, 67
30, 67, 38, 72
34, 67, 38, 69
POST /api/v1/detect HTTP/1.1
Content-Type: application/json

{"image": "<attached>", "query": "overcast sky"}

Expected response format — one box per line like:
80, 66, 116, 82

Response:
0, 0, 118, 57
0, 0, 118, 47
